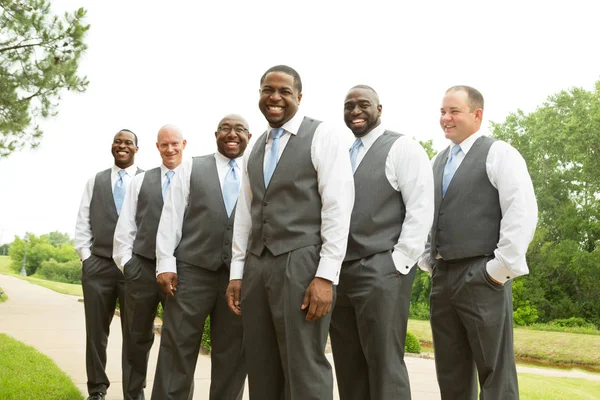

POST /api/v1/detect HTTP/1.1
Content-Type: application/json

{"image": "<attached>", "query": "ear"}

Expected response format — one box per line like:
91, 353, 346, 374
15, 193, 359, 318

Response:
297, 92, 303, 105
182, 139, 187, 149
155, 142, 160, 152
377, 104, 383, 117
247, 132, 253, 141
475, 108, 483, 121
134, 145, 139, 153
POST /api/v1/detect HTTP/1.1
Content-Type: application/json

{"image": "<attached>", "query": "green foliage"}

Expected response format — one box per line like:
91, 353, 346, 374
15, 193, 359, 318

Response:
0, 0, 89, 158
419, 139, 437, 160
491, 80, 600, 327
404, 331, 421, 354
0, 333, 84, 399
549, 317, 597, 329
526, 323, 600, 336
202, 316, 211, 352
40, 231, 72, 247
0, 286, 5, 302
8, 232, 77, 276
37, 258, 81, 284
0, 243, 9, 256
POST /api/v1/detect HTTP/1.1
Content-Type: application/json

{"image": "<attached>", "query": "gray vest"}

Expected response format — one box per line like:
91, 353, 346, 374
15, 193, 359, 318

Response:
430, 136, 501, 260
247, 117, 322, 256
90, 167, 143, 258
174, 155, 235, 270
345, 131, 406, 261
132, 167, 163, 260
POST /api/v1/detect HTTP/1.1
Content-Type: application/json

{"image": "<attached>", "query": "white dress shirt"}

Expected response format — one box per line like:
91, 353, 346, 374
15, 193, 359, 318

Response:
113, 164, 179, 271
353, 125, 434, 274
74, 164, 139, 262
418, 131, 538, 284
155, 153, 242, 276
230, 113, 355, 285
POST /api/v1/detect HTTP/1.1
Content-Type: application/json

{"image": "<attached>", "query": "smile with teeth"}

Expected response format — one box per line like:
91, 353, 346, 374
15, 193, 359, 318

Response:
352, 118, 365, 124
268, 106, 283, 112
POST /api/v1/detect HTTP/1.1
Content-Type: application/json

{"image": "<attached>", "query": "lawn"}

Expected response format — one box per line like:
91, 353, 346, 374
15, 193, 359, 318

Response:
0, 333, 84, 400
0, 256, 82, 297
408, 319, 600, 372
519, 373, 600, 399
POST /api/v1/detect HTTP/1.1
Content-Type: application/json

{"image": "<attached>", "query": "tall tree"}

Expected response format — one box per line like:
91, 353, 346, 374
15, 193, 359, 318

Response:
0, 0, 89, 158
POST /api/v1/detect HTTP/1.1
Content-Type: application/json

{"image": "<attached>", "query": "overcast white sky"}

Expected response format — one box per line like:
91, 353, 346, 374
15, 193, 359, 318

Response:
0, 0, 599, 244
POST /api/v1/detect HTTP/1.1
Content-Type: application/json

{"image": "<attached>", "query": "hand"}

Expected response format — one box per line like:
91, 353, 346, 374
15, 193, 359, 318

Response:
226, 279, 243, 316
301, 277, 333, 321
157, 272, 178, 296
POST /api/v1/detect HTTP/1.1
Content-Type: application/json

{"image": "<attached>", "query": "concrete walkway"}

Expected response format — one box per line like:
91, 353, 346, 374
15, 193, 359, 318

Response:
1, 274, 598, 399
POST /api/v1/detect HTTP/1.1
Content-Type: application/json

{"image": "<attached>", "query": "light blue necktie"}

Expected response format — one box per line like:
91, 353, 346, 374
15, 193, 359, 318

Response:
349, 138, 363, 173
162, 170, 175, 200
442, 145, 462, 197
264, 128, 285, 187
222, 159, 240, 217
113, 169, 126, 215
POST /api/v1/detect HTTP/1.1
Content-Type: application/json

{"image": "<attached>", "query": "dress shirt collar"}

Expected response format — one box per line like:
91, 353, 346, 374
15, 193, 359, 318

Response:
160, 163, 182, 176
111, 163, 138, 176
354, 124, 385, 151
214, 151, 241, 168
265, 112, 305, 142
453, 130, 483, 155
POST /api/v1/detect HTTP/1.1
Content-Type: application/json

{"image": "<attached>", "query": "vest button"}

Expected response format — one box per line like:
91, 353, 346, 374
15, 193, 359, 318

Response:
263, 237, 268, 243
439, 211, 444, 216
225, 240, 230, 245
263, 202, 268, 206
263, 219, 267, 224
437, 227, 442, 232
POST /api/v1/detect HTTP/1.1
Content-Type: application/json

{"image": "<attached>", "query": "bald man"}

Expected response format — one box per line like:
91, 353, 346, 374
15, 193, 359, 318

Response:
151, 115, 251, 400
113, 125, 186, 400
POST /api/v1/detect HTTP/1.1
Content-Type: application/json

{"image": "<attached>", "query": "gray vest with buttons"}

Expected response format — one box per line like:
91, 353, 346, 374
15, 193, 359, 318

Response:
430, 135, 501, 260
345, 130, 406, 261
132, 167, 163, 260
90, 167, 143, 258
174, 155, 235, 270
247, 117, 323, 256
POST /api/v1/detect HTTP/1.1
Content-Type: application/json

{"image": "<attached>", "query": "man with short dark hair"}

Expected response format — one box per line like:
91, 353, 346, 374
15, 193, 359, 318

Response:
75, 129, 142, 400
419, 86, 538, 399
151, 115, 250, 400
330, 85, 434, 399
226, 65, 355, 400
113, 124, 186, 400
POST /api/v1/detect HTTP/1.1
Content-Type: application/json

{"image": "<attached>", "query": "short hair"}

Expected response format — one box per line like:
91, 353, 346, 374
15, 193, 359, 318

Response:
349, 85, 380, 104
118, 128, 138, 146
446, 85, 484, 111
260, 65, 302, 93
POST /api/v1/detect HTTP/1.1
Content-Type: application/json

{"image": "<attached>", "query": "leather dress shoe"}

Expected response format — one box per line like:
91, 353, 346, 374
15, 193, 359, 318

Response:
87, 393, 105, 400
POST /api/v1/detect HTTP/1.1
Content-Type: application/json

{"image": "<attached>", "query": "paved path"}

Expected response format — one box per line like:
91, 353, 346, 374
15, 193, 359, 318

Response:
1, 274, 598, 399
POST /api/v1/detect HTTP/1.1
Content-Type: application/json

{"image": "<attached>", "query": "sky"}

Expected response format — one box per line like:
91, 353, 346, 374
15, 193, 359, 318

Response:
0, 0, 599, 244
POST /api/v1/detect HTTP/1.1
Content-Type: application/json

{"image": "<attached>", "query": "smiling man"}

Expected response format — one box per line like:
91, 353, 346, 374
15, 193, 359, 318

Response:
226, 65, 355, 400
151, 115, 250, 400
113, 125, 186, 400
330, 85, 434, 400
75, 129, 142, 400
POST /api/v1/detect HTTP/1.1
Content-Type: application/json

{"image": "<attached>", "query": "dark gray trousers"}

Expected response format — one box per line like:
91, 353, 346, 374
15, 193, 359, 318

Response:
151, 262, 246, 400
330, 251, 415, 400
81, 254, 131, 396
241, 245, 335, 400
430, 256, 518, 400
123, 253, 166, 400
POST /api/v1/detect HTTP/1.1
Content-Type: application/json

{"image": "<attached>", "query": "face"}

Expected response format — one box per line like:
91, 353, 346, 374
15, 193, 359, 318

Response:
111, 131, 138, 168
215, 116, 252, 159
344, 88, 382, 137
156, 127, 186, 169
440, 89, 483, 144
258, 71, 302, 128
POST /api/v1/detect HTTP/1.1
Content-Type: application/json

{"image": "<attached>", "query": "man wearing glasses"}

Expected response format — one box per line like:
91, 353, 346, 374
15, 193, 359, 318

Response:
151, 115, 251, 400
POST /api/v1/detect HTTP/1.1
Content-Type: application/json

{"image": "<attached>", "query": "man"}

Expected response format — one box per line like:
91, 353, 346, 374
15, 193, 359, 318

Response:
330, 85, 434, 399
418, 86, 538, 399
226, 65, 355, 400
75, 129, 142, 400
113, 125, 186, 400
151, 115, 250, 400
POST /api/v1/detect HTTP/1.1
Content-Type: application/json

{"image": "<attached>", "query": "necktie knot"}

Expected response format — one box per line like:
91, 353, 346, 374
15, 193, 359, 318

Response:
165, 170, 175, 182
451, 145, 461, 158
118, 169, 126, 179
162, 170, 175, 200
228, 159, 237, 169
271, 128, 284, 140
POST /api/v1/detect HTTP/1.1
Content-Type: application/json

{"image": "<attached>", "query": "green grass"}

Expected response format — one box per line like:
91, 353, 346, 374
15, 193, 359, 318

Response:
519, 373, 600, 399
408, 319, 600, 372
0, 286, 6, 302
0, 333, 84, 400
0, 256, 82, 297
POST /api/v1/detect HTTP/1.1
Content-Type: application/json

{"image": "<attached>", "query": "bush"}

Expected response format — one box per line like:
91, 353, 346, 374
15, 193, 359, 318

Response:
549, 317, 596, 329
405, 331, 421, 354
513, 302, 539, 326
202, 316, 211, 352
409, 301, 430, 320
37, 259, 81, 284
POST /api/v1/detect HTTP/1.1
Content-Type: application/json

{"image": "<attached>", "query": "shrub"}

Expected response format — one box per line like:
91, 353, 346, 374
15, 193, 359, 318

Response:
202, 316, 211, 351
513, 302, 539, 326
549, 317, 596, 329
37, 259, 81, 284
405, 331, 421, 354
409, 302, 430, 320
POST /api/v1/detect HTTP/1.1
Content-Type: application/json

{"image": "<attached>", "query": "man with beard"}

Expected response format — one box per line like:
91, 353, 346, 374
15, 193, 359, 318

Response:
226, 65, 355, 400
419, 86, 537, 399
113, 125, 186, 400
330, 85, 434, 399
75, 129, 142, 400
151, 115, 250, 400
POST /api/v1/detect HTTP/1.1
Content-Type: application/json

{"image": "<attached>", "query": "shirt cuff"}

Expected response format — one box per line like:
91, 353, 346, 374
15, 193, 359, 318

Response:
486, 258, 515, 284
392, 250, 416, 275
79, 248, 92, 263
315, 257, 341, 285
417, 254, 433, 274
229, 260, 245, 280
156, 257, 177, 277
118, 254, 132, 272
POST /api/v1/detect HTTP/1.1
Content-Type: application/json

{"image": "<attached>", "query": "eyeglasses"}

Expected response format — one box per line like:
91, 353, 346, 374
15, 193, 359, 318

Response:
218, 125, 248, 134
